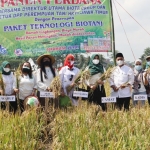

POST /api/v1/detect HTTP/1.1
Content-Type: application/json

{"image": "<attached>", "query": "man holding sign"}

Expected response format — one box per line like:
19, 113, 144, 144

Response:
109, 53, 134, 111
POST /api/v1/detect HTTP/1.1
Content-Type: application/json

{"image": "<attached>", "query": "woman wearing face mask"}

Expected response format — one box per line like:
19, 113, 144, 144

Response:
59, 54, 80, 106
17, 62, 37, 113
145, 56, 150, 105
36, 54, 57, 107
109, 53, 134, 111
0, 61, 18, 113
132, 59, 148, 106
85, 54, 107, 111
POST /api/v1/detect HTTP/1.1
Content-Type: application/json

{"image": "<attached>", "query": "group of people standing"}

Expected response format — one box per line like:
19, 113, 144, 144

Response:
0, 52, 150, 113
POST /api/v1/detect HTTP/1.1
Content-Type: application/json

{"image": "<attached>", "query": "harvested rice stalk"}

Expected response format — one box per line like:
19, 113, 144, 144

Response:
66, 70, 91, 93
95, 67, 116, 87
50, 76, 61, 98
15, 65, 21, 89
146, 68, 150, 74
0, 73, 4, 95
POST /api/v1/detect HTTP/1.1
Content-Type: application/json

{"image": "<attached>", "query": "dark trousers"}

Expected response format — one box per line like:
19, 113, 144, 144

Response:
19, 100, 25, 113
37, 91, 45, 107
116, 97, 131, 111
89, 85, 107, 111
148, 97, 150, 105
9, 101, 18, 114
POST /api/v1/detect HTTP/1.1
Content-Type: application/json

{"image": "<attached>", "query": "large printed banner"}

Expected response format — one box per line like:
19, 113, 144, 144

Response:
0, 0, 113, 58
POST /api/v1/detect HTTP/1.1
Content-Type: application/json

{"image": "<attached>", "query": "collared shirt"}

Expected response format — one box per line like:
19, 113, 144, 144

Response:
18, 75, 37, 100
109, 65, 134, 98
2, 72, 16, 95
36, 67, 58, 91
59, 66, 80, 88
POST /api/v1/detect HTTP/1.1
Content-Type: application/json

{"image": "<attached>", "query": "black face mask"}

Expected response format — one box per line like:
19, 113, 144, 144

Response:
43, 61, 50, 66
22, 68, 30, 73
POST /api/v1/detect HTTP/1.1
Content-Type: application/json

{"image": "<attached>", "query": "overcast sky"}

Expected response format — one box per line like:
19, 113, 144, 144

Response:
105, 0, 150, 62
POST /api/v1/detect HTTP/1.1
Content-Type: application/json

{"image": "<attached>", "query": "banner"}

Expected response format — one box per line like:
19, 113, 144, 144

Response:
0, 0, 113, 60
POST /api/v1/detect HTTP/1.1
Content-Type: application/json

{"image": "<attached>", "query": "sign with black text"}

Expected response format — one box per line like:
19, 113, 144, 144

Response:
134, 95, 147, 101
40, 91, 55, 98
0, 96, 15, 102
73, 91, 88, 98
101, 97, 116, 103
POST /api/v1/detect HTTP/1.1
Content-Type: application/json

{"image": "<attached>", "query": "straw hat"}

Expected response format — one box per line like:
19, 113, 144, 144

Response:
37, 54, 55, 66
146, 56, 150, 60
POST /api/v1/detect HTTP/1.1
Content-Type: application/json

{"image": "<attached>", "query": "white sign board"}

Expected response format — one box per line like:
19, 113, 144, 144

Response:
73, 91, 88, 98
101, 97, 116, 103
40, 92, 55, 98
134, 95, 147, 101
0, 96, 15, 102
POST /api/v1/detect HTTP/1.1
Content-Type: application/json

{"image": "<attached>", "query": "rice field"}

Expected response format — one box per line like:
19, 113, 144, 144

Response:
1, 81, 150, 150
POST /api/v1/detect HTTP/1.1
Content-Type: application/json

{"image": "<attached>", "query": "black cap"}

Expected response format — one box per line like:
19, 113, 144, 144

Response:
116, 53, 124, 59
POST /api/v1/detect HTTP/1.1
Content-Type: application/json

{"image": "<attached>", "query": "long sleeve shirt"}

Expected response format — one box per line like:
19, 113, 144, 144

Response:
1, 72, 16, 95
109, 65, 134, 98
36, 67, 57, 92
59, 66, 80, 91
18, 75, 37, 100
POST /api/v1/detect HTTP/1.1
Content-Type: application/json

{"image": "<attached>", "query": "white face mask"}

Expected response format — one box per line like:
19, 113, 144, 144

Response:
3, 67, 10, 72
92, 59, 99, 65
117, 60, 124, 66
70, 61, 74, 65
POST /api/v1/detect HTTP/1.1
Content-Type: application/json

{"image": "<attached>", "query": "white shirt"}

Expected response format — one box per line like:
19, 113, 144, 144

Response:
132, 70, 146, 93
2, 72, 16, 95
109, 65, 134, 98
59, 66, 80, 90
18, 75, 37, 100
36, 67, 58, 91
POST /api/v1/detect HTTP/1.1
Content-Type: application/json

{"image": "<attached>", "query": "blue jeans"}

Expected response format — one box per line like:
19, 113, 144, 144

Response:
132, 91, 147, 106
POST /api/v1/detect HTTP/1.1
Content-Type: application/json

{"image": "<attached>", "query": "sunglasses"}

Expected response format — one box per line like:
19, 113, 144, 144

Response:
69, 75, 73, 81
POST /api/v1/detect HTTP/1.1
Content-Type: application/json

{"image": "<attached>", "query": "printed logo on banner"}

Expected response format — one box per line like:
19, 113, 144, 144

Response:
134, 95, 147, 101
0, 96, 15, 102
40, 92, 55, 98
101, 97, 116, 103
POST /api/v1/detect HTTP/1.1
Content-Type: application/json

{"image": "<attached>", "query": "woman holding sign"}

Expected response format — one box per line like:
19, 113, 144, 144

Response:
17, 62, 37, 113
132, 59, 148, 107
85, 54, 107, 111
36, 54, 57, 107
59, 54, 80, 106
0, 61, 18, 113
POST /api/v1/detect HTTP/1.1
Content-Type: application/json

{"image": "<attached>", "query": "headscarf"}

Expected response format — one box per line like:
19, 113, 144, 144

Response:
133, 59, 143, 92
64, 54, 75, 69
134, 59, 142, 66
88, 54, 104, 75
1, 61, 11, 75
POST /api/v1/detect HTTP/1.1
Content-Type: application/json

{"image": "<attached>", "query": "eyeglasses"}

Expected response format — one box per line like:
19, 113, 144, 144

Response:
69, 75, 73, 81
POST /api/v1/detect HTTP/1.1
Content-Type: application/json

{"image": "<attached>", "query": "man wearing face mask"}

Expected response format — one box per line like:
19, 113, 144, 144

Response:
59, 54, 80, 106
109, 53, 134, 111
36, 54, 57, 107
132, 59, 148, 107
0, 61, 18, 113
84, 54, 107, 111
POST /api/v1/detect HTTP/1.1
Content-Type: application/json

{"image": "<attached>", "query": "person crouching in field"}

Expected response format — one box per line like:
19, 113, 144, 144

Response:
0, 61, 18, 113
59, 54, 80, 106
17, 62, 37, 113
132, 59, 148, 107
36, 54, 57, 107
109, 53, 134, 111
85, 54, 107, 111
